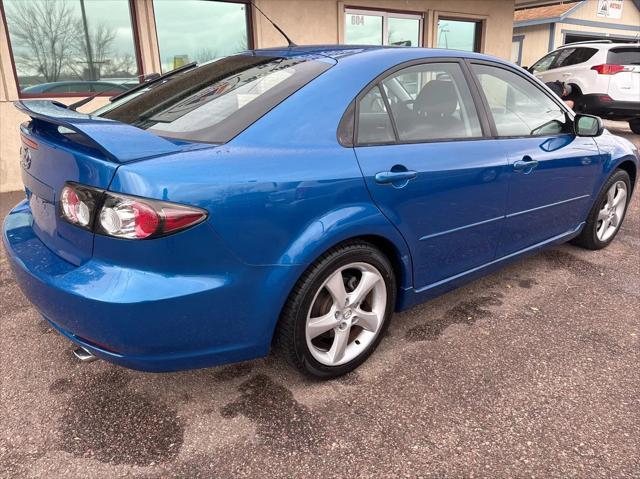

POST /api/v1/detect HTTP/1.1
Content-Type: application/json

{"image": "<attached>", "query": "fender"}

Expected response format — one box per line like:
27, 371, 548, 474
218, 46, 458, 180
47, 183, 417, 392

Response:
595, 133, 639, 192
278, 202, 414, 292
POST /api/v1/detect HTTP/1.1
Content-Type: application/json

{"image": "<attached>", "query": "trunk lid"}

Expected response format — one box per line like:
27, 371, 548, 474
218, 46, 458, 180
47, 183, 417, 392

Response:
16, 100, 183, 265
606, 46, 640, 102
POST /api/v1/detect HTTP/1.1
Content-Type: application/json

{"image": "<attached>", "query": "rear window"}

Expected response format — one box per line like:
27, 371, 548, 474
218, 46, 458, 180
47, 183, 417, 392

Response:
96, 55, 332, 143
607, 47, 640, 65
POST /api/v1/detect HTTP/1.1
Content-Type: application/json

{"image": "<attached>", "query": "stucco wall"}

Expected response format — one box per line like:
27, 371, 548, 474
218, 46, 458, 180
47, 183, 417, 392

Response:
254, 0, 515, 60
514, 23, 551, 68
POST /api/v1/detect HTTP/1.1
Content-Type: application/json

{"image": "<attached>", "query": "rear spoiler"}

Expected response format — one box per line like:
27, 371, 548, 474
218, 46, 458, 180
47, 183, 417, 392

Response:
15, 100, 181, 163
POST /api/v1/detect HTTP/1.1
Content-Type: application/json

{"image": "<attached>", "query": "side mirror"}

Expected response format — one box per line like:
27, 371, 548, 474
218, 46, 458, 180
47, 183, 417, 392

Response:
574, 114, 604, 137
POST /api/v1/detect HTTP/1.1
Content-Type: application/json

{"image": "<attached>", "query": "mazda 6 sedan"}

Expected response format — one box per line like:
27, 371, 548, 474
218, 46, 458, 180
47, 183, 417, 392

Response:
3, 46, 638, 378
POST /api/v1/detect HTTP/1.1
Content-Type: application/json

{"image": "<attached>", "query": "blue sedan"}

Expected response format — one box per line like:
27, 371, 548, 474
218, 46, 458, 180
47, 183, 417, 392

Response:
3, 46, 638, 378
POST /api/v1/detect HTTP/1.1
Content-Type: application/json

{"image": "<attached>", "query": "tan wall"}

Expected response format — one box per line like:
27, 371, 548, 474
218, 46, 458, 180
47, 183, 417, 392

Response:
1, 0, 515, 192
514, 24, 550, 68
254, 0, 515, 60
569, 0, 640, 26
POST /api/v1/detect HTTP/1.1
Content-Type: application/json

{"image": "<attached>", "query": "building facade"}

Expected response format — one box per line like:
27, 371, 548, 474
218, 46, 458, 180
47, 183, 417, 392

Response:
512, 0, 640, 67
0, 0, 516, 192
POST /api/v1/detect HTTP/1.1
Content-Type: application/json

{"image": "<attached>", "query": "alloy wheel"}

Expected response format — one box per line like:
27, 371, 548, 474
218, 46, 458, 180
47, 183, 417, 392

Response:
305, 262, 387, 366
596, 180, 627, 242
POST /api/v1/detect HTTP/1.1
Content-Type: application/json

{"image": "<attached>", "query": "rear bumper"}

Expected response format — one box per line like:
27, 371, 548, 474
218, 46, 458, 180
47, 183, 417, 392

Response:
2, 200, 298, 372
578, 94, 640, 121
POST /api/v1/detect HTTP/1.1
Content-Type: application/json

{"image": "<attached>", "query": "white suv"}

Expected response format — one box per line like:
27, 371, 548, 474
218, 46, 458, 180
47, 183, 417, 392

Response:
528, 42, 640, 134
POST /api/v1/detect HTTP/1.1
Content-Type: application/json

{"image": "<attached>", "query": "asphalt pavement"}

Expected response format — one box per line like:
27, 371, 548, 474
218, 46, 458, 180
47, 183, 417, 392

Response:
0, 121, 638, 478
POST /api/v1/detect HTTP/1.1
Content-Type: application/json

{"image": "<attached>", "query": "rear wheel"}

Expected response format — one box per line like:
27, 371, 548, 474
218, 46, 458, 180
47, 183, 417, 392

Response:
572, 169, 631, 250
629, 119, 640, 135
277, 241, 396, 378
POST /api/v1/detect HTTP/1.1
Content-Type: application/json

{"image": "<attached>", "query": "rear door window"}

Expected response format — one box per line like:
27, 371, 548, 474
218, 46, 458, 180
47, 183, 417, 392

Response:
607, 47, 640, 65
553, 47, 598, 68
380, 62, 482, 141
96, 55, 332, 143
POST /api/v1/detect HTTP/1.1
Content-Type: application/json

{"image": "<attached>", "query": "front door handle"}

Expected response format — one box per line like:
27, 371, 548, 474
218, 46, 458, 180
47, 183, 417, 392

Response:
513, 156, 539, 174
375, 169, 417, 187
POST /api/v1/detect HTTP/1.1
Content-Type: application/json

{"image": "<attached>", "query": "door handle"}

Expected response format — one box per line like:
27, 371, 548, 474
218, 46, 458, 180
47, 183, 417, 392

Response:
513, 156, 539, 174
375, 169, 417, 186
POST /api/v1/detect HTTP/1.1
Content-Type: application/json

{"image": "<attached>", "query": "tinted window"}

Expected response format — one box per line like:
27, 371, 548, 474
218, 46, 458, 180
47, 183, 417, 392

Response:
381, 63, 482, 141
607, 47, 640, 65
554, 47, 597, 68
472, 64, 569, 137
97, 55, 331, 143
531, 52, 557, 73
552, 48, 575, 68
357, 86, 395, 144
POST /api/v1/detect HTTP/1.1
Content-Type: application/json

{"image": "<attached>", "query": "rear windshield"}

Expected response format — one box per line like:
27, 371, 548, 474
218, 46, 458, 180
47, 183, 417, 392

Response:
607, 47, 640, 65
95, 55, 331, 143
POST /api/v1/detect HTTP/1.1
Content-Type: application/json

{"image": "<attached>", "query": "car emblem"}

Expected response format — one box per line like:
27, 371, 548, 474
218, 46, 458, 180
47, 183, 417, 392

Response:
20, 146, 31, 170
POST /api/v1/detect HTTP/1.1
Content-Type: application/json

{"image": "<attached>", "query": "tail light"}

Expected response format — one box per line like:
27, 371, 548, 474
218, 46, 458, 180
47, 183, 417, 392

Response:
59, 182, 207, 239
591, 64, 625, 75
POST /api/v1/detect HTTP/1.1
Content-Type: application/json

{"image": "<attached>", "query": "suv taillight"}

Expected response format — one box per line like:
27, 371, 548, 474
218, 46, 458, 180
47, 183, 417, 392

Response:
591, 64, 625, 75
59, 182, 207, 239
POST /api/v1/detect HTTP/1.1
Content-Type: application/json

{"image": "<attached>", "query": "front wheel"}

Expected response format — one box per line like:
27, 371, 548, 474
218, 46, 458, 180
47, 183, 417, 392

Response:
276, 241, 396, 379
629, 119, 640, 135
572, 169, 631, 250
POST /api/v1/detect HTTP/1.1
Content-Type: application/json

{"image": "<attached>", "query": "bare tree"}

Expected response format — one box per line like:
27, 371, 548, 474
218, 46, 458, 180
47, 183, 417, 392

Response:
194, 48, 218, 64
103, 53, 136, 77
6, 0, 80, 82
71, 21, 117, 79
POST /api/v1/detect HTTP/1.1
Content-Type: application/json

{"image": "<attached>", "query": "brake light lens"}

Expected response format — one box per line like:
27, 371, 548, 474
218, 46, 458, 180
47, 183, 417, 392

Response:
60, 184, 96, 228
591, 64, 625, 75
59, 182, 207, 239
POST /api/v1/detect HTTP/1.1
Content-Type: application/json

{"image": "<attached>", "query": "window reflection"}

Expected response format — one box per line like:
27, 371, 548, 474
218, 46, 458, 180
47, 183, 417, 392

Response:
437, 18, 480, 52
345, 13, 383, 45
153, 0, 250, 72
345, 10, 422, 47
387, 17, 420, 47
4, 0, 140, 96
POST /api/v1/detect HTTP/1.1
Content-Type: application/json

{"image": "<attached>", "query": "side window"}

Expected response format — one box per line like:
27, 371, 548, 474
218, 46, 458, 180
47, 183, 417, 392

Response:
567, 47, 598, 66
552, 48, 576, 68
531, 52, 557, 73
472, 64, 569, 137
380, 62, 482, 141
357, 86, 395, 144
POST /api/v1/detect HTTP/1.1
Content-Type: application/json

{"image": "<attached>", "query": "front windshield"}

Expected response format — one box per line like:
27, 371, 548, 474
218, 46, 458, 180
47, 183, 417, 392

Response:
97, 55, 332, 143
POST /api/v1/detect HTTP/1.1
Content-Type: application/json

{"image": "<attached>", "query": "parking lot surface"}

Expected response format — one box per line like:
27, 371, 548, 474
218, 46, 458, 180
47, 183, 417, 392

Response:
1, 122, 638, 478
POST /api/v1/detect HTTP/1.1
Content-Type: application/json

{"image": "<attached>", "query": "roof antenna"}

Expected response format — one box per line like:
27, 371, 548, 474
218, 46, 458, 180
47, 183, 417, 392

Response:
251, 1, 297, 47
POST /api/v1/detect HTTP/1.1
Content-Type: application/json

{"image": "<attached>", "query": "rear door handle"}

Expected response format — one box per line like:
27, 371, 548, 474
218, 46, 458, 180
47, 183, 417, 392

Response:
513, 156, 539, 174
375, 169, 417, 186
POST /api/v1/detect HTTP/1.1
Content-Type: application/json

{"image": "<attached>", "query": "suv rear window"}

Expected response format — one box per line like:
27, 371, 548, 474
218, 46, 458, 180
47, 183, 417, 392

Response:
96, 55, 332, 143
607, 47, 640, 65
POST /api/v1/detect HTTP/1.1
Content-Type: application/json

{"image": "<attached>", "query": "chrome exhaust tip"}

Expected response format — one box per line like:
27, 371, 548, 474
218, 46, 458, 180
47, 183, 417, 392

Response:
73, 346, 98, 363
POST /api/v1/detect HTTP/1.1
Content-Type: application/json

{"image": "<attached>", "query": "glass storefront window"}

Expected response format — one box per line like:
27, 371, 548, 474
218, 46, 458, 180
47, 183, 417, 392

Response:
436, 18, 481, 52
3, 0, 140, 96
345, 13, 383, 45
345, 9, 422, 47
153, 0, 250, 72
387, 17, 420, 47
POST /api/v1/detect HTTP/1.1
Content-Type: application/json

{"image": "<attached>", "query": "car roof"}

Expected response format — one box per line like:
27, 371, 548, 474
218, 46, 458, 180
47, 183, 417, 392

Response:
250, 44, 508, 65
554, 42, 639, 51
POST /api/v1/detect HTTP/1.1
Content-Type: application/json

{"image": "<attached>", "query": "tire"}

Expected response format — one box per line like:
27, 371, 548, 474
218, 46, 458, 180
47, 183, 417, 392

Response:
630, 119, 640, 135
572, 169, 631, 250
276, 241, 396, 379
